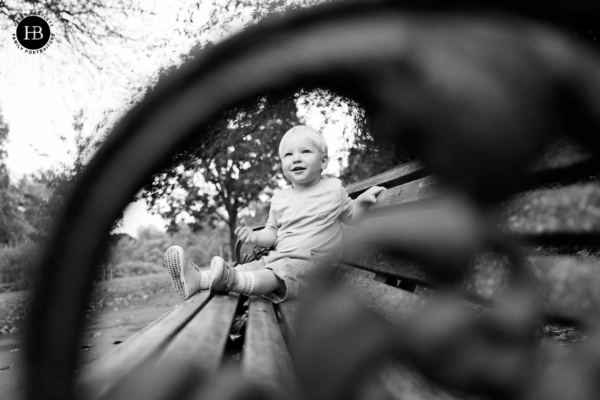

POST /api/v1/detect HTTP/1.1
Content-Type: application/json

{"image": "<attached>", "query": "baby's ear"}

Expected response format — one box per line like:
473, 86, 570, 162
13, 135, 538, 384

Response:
321, 154, 329, 170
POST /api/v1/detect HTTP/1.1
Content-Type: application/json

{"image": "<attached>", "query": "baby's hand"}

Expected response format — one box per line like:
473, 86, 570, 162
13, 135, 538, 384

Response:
357, 186, 386, 205
235, 219, 258, 245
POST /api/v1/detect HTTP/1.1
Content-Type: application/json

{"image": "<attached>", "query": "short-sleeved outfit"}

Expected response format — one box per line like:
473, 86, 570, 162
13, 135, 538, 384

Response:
236, 177, 354, 302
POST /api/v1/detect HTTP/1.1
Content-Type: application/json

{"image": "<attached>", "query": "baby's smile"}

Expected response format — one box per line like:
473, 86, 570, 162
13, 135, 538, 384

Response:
279, 132, 328, 189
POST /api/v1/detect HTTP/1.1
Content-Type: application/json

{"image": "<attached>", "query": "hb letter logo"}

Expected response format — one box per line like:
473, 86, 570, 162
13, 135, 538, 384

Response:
23, 26, 44, 40
16, 16, 51, 50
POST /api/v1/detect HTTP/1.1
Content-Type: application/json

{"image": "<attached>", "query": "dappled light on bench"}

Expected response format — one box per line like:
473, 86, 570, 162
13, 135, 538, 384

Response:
25, 1, 600, 400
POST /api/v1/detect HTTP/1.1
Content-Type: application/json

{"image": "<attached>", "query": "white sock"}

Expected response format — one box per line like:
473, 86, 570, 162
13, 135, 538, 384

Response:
199, 270, 210, 290
232, 272, 256, 295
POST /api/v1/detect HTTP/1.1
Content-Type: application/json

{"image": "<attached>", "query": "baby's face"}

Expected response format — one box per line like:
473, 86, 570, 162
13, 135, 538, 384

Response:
279, 135, 328, 189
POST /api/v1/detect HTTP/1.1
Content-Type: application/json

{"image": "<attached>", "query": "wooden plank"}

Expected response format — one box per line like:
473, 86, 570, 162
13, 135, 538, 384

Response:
464, 254, 600, 323
346, 161, 427, 198
499, 182, 600, 236
345, 144, 595, 200
364, 176, 440, 215
528, 137, 594, 173
380, 361, 468, 400
530, 256, 600, 323
360, 177, 600, 230
343, 247, 600, 324
335, 264, 424, 324
348, 181, 600, 252
155, 293, 240, 374
77, 291, 211, 400
525, 157, 598, 190
243, 297, 298, 396
342, 245, 432, 285
277, 300, 301, 341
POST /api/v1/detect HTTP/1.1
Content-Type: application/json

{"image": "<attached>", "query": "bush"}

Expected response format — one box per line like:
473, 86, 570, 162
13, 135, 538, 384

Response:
112, 260, 164, 278
0, 240, 40, 291
105, 225, 231, 278
0, 224, 232, 290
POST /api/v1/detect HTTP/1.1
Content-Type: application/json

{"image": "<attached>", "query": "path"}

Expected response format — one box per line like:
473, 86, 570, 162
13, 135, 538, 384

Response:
0, 273, 180, 400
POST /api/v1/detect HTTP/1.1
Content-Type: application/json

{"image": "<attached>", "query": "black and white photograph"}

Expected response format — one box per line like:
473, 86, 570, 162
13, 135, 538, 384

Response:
1, 1, 600, 400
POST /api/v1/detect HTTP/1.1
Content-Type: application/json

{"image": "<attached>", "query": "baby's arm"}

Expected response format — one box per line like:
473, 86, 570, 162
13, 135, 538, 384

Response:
350, 186, 386, 223
235, 219, 277, 247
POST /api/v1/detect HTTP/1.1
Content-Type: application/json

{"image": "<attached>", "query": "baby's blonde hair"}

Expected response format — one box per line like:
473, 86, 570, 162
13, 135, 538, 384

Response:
279, 125, 328, 157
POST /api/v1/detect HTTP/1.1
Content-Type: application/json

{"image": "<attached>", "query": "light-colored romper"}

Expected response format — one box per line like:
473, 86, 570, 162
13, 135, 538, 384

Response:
236, 177, 354, 302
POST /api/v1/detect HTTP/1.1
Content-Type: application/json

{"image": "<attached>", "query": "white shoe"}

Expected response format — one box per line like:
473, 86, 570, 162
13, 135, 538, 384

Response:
164, 245, 200, 299
209, 256, 237, 294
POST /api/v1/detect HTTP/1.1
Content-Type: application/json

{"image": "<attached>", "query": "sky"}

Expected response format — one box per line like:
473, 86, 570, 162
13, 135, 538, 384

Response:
0, 2, 193, 237
0, 1, 352, 237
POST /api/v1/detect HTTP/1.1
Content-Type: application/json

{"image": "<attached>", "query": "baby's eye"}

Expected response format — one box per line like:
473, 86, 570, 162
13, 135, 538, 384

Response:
302, 149, 311, 154
284, 152, 292, 157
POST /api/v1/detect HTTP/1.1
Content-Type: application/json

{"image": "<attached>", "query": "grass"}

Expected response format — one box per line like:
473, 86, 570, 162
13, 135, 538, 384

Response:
0, 273, 172, 335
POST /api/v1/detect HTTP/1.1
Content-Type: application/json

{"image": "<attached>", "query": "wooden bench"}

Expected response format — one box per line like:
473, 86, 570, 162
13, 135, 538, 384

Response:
76, 138, 600, 400
77, 289, 297, 399
340, 150, 600, 327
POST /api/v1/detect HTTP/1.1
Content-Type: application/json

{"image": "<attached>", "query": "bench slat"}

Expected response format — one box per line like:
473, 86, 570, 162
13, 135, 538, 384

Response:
156, 293, 240, 374
342, 246, 431, 285
380, 362, 468, 400
344, 249, 600, 324
361, 180, 600, 239
500, 182, 600, 236
77, 291, 211, 400
277, 300, 300, 341
532, 256, 600, 323
243, 297, 297, 396
346, 147, 594, 199
529, 139, 593, 171
346, 161, 427, 198
367, 177, 439, 212
465, 255, 600, 323
336, 264, 424, 324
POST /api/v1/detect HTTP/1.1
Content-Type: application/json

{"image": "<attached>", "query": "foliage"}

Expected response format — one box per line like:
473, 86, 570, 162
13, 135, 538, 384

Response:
0, 291, 29, 334
0, 0, 412, 291
142, 93, 301, 255
101, 224, 231, 280
339, 141, 415, 186
0, 223, 231, 292
181, 0, 334, 47
1, 0, 146, 59
297, 88, 414, 184
0, 110, 35, 245
112, 261, 165, 278
0, 240, 39, 291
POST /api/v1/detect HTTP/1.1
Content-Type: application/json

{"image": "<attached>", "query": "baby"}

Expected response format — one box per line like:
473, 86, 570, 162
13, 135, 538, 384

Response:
164, 125, 385, 302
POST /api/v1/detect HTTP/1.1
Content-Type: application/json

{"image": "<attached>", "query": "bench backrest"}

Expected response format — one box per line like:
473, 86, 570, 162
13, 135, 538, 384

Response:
343, 144, 600, 326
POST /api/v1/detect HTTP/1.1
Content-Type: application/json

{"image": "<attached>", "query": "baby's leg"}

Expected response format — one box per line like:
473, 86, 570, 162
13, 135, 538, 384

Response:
250, 269, 285, 295
235, 260, 266, 272
210, 257, 284, 295
227, 269, 284, 295
233, 258, 278, 293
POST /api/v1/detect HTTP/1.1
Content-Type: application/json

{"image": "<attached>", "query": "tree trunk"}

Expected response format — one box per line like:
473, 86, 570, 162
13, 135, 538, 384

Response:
228, 214, 237, 263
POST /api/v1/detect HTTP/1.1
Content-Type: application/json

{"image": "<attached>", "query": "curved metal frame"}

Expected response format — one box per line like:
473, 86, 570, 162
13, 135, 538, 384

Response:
25, 1, 600, 399
234, 225, 273, 265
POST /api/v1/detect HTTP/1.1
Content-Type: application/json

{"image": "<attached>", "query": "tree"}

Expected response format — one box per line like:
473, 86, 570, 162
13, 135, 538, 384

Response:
0, 110, 35, 245
142, 93, 301, 256
37, 0, 408, 258
339, 144, 414, 186
1, 1, 144, 57
295, 88, 413, 184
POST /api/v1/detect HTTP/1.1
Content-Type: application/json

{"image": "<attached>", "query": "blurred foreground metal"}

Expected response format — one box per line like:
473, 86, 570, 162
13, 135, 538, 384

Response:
26, 1, 600, 399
